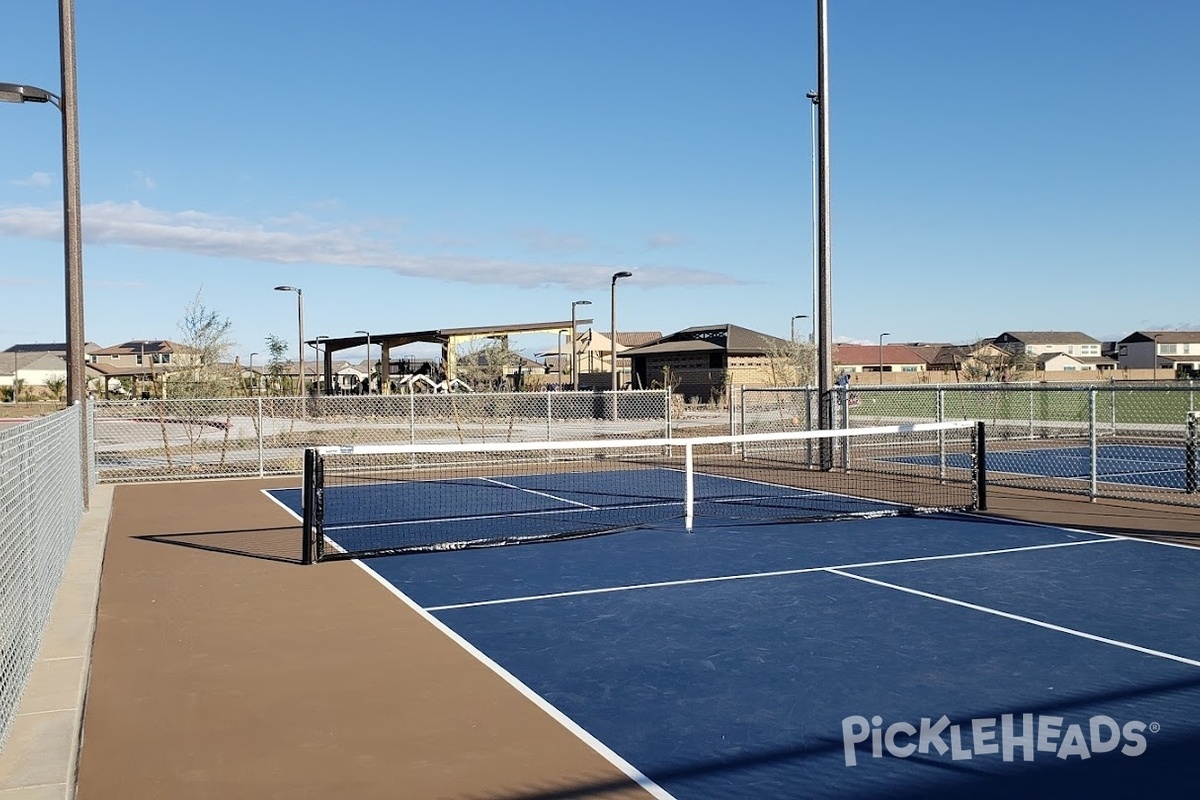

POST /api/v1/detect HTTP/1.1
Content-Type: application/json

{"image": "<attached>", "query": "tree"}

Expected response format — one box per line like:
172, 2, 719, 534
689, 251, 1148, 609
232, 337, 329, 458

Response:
174, 289, 237, 397
764, 338, 818, 387
454, 339, 522, 391
265, 334, 292, 395
43, 374, 67, 401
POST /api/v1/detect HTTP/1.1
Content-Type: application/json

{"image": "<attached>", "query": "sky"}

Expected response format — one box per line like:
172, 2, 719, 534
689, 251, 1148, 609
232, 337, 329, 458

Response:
1, 0, 1197, 364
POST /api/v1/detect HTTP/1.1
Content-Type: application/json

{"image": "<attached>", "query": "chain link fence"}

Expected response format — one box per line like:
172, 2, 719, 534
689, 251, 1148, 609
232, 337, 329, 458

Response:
740, 383, 1200, 508
1, 405, 85, 753
94, 390, 672, 482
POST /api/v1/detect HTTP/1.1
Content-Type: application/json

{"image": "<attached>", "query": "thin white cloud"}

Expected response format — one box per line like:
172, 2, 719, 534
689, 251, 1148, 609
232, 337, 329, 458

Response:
518, 229, 590, 252
133, 171, 157, 190
0, 201, 742, 290
10, 172, 52, 189
646, 232, 685, 249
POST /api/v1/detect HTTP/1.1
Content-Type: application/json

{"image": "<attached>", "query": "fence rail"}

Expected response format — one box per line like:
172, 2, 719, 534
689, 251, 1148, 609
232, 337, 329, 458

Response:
0, 406, 85, 754
94, 390, 672, 482
741, 384, 1200, 508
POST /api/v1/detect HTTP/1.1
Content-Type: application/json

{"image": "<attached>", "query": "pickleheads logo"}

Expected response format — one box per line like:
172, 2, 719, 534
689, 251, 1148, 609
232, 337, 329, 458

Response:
841, 714, 1155, 767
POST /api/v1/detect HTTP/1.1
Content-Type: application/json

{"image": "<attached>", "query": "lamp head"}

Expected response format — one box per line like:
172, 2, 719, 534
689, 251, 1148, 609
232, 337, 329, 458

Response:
573, 299, 592, 306
0, 83, 58, 105
274, 285, 300, 294
612, 271, 633, 283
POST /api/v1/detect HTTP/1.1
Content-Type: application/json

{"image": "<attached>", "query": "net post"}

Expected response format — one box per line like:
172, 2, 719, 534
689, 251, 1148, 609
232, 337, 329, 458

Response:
1186, 412, 1198, 495
975, 421, 988, 511
301, 448, 317, 564
684, 441, 695, 532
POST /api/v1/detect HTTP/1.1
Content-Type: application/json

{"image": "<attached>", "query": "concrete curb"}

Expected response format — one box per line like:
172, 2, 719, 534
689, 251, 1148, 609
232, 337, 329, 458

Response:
0, 484, 113, 799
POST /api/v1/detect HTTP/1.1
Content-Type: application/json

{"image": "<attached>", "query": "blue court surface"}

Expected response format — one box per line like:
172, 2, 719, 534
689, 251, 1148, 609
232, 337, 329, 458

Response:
270, 482, 1200, 798
895, 443, 1191, 491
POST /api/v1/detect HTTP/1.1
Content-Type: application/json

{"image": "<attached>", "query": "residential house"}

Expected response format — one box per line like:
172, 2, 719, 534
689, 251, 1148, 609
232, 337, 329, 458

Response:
993, 331, 1103, 359
833, 344, 930, 377
620, 324, 789, 399
1, 342, 103, 396
1115, 331, 1200, 378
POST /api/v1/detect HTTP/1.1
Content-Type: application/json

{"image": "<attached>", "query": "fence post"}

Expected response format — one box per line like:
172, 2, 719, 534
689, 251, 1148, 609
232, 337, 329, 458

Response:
546, 390, 553, 442
1186, 412, 1198, 494
1088, 388, 1098, 501
256, 396, 264, 478
664, 388, 672, 440
409, 391, 416, 445
937, 388, 946, 480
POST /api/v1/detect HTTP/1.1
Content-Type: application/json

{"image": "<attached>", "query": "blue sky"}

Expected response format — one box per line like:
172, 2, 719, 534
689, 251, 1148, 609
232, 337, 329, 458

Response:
2, 0, 1197, 363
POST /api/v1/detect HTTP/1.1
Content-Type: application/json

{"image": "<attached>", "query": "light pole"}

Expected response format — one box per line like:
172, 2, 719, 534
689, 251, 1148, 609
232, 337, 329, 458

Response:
806, 89, 819, 346
312, 336, 329, 394
1152, 334, 1162, 383
248, 352, 258, 395
878, 332, 890, 385
274, 286, 304, 396
791, 314, 809, 342
571, 299, 591, 391
355, 330, 372, 394
11, 350, 18, 404
3, 2, 87, 505
610, 271, 633, 418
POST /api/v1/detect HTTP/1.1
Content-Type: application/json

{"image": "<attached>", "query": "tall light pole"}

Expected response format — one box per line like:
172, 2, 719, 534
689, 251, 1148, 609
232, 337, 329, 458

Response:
274, 286, 304, 397
355, 330, 372, 394
610, 271, 633, 419
815, 0, 834, 470
571, 299, 591, 391
806, 89, 819, 347
2, 2, 87, 504
878, 332, 891, 385
248, 352, 258, 395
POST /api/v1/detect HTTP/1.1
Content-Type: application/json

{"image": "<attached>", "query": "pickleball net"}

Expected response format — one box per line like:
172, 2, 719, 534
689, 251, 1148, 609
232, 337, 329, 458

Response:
300, 419, 986, 562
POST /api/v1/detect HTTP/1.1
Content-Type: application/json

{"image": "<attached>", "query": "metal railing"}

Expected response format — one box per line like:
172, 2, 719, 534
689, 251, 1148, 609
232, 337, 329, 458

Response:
0, 406, 85, 753
741, 383, 1200, 508
93, 390, 672, 482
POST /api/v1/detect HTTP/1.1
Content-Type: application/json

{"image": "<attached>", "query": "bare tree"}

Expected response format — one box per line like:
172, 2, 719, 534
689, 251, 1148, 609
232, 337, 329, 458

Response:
764, 338, 818, 387
455, 339, 522, 391
174, 289, 238, 398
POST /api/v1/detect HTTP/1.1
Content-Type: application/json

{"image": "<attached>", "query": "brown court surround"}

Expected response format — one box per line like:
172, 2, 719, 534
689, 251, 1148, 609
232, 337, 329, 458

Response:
75, 479, 1198, 799
75, 479, 651, 800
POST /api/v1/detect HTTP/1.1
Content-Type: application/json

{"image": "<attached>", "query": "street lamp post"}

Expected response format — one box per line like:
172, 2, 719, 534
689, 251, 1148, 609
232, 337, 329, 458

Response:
274, 286, 304, 397
1152, 334, 1162, 383
791, 314, 808, 342
355, 330, 372, 394
878, 332, 891, 385
248, 352, 258, 395
2, 2, 88, 505
571, 299, 592, 391
610, 271, 633, 419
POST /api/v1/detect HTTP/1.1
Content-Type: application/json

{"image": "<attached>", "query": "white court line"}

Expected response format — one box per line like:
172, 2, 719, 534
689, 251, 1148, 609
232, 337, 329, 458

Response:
260, 487, 302, 519
351, 559, 678, 800
480, 476, 599, 509
826, 568, 1200, 669
425, 537, 1118, 612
